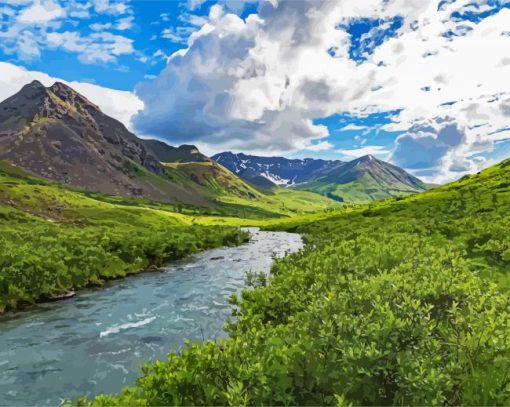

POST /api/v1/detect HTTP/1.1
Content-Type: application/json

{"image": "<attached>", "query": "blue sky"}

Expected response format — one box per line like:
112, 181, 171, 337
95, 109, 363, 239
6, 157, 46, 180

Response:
0, 1, 206, 89
0, 0, 510, 182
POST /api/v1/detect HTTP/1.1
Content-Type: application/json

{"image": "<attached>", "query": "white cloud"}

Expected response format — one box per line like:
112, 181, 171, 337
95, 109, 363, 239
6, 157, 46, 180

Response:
305, 141, 334, 151
179, 12, 208, 27
336, 145, 390, 159
1, 0, 135, 64
90, 22, 112, 31
0, 61, 143, 130
18, 0, 65, 24
17, 30, 41, 60
46, 31, 134, 64
92, 0, 130, 15
161, 26, 197, 43
132, 0, 510, 182
68, 1, 91, 19
116, 15, 134, 30
341, 124, 368, 131
187, 0, 207, 11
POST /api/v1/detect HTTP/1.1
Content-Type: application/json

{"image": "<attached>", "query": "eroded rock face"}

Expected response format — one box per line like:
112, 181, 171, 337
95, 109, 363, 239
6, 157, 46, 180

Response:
0, 81, 207, 205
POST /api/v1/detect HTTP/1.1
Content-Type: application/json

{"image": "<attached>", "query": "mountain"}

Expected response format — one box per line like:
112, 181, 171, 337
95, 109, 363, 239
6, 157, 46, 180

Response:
296, 154, 427, 202
212, 151, 342, 188
0, 80, 210, 206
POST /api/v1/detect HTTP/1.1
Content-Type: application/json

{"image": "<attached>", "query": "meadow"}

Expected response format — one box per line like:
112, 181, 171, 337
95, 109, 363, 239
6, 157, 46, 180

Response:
0, 161, 251, 313
86, 158, 510, 406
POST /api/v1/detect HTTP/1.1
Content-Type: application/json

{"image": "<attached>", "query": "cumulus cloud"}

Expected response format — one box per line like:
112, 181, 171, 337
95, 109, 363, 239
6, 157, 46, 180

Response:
132, 0, 510, 182
391, 119, 466, 170
0, 61, 143, 130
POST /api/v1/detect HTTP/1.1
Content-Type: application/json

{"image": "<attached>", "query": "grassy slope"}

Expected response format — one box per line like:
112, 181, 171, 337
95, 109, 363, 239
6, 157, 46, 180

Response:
0, 158, 337, 313
89, 159, 510, 406
163, 161, 339, 217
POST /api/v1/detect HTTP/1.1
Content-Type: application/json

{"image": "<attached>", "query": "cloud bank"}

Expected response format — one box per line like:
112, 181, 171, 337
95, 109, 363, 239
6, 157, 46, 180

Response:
132, 0, 510, 182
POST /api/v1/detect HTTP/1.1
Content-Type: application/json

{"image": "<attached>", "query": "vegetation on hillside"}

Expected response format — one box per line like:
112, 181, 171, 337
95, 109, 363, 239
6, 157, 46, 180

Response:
163, 160, 339, 217
296, 171, 424, 203
87, 159, 510, 406
0, 161, 250, 313
294, 155, 426, 203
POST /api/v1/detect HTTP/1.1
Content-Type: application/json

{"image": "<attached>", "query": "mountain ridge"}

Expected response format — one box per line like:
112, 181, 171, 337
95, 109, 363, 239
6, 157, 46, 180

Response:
0, 81, 339, 216
297, 153, 427, 202
212, 151, 343, 188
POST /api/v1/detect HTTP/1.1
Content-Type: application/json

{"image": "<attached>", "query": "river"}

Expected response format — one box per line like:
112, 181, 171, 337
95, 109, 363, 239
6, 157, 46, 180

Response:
0, 228, 303, 406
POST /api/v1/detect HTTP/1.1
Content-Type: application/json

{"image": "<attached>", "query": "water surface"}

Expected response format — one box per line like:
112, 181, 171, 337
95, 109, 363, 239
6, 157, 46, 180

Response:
0, 228, 302, 406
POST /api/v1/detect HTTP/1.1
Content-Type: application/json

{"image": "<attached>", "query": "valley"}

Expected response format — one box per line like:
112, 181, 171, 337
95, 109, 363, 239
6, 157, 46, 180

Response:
88, 155, 510, 407
1, 0, 509, 404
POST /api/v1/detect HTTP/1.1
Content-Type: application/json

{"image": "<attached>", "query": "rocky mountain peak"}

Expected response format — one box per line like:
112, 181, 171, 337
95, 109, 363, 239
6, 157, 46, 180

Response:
10, 80, 48, 102
49, 82, 100, 112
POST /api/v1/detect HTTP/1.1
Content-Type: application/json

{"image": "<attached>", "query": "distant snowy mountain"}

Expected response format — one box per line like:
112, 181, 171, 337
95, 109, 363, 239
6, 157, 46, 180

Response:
212, 152, 342, 188
213, 151, 427, 203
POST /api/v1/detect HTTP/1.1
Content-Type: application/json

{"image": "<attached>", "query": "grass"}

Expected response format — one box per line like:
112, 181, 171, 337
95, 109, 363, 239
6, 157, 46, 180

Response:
295, 172, 423, 203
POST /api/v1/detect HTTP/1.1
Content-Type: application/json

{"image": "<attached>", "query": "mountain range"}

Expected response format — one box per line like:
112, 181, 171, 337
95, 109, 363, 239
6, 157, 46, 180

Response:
213, 151, 427, 202
0, 80, 213, 205
0, 81, 426, 209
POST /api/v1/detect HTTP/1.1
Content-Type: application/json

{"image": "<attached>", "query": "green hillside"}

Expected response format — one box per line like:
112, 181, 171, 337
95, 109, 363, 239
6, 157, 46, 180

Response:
163, 160, 339, 217
0, 160, 252, 313
0, 158, 339, 312
295, 155, 427, 203
88, 159, 510, 406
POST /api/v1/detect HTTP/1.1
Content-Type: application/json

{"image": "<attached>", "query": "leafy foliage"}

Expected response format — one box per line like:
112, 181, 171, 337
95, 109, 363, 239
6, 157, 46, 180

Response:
0, 214, 247, 313
86, 159, 510, 406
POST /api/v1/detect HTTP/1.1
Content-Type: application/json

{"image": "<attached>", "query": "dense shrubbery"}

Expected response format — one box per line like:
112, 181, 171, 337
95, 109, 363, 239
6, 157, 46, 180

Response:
0, 217, 247, 313
87, 160, 510, 406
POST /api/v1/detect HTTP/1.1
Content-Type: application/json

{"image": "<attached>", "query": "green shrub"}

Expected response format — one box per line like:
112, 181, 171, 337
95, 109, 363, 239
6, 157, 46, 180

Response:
85, 158, 510, 406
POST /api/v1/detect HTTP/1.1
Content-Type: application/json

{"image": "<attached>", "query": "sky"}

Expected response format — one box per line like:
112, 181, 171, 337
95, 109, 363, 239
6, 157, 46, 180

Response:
0, 0, 509, 183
